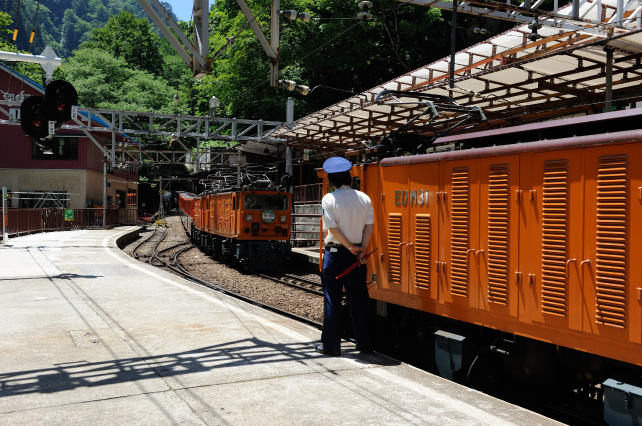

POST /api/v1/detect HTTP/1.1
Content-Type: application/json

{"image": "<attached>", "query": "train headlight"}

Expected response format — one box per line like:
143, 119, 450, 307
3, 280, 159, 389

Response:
245, 214, 253, 222
279, 215, 287, 223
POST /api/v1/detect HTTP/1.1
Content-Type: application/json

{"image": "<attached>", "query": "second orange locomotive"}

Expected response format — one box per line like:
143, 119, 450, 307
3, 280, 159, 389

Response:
179, 189, 292, 271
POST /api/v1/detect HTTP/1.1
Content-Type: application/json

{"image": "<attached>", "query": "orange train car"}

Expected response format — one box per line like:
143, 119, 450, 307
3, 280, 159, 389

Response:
320, 109, 642, 389
179, 189, 292, 271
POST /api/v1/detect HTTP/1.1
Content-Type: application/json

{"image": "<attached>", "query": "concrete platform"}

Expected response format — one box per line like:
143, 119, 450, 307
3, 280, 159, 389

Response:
291, 245, 321, 268
0, 228, 563, 425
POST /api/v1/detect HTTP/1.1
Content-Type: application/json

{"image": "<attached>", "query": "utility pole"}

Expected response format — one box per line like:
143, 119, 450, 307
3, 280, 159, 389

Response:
2, 187, 8, 246
449, 0, 458, 89
159, 176, 164, 220
103, 162, 108, 230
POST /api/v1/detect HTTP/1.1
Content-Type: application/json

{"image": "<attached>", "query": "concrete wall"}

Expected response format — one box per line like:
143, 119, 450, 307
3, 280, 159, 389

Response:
0, 169, 87, 208
0, 169, 137, 209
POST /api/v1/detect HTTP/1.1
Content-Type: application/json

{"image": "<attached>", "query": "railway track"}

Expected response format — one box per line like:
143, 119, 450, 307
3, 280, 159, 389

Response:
131, 227, 164, 259
168, 246, 322, 328
258, 273, 323, 296
129, 219, 323, 328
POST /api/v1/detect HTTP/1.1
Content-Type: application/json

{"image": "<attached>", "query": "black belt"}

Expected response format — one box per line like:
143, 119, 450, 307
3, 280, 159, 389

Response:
325, 242, 344, 249
326, 242, 360, 249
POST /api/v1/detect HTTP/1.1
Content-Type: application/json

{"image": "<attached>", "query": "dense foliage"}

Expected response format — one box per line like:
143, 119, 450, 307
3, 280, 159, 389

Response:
0, 0, 177, 57
0, 11, 42, 82
86, 11, 163, 75
58, 10, 192, 113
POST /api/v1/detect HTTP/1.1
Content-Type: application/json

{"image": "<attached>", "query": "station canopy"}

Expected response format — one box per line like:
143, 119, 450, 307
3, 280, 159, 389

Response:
274, 1, 642, 155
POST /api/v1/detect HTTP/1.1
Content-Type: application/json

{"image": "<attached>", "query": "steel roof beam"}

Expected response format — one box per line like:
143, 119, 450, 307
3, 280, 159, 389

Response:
136, 0, 209, 77
397, 0, 629, 36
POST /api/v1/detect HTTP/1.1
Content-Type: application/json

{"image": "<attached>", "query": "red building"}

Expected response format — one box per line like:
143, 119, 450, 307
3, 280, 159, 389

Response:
0, 63, 137, 210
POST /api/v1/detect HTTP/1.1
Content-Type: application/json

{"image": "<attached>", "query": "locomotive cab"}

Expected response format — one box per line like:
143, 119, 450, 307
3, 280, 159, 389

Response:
236, 191, 292, 270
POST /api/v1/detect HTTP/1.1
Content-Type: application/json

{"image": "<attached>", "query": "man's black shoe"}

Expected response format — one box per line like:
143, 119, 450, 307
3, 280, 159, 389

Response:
356, 345, 374, 354
315, 344, 340, 357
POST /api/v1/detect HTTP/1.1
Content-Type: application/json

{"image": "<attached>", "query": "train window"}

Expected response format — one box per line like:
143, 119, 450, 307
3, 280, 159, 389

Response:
244, 194, 289, 210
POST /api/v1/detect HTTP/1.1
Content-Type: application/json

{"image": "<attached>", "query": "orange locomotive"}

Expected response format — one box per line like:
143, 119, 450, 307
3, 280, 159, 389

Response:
179, 188, 292, 271
322, 105, 642, 389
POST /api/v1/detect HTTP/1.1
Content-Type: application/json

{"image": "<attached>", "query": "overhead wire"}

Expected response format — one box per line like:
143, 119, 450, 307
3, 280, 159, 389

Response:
30, 0, 41, 46
18, 0, 41, 95
207, 0, 448, 114
4, 0, 44, 96
287, 3, 631, 148
12, 0, 21, 42
205, 1, 274, 108
4, 0, 22, 94
211, 1, 272, 59
227, 18, 364, 107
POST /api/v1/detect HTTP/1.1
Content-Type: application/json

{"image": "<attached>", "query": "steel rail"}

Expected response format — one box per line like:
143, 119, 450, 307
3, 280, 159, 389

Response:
258, 273, 323, 296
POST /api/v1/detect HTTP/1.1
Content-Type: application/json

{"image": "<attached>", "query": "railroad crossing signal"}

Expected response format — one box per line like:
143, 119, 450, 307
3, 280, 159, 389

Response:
20, 80, 78, 139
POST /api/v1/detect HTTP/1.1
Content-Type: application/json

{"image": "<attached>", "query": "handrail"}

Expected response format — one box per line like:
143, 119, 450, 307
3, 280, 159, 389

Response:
2, 208, 139, 239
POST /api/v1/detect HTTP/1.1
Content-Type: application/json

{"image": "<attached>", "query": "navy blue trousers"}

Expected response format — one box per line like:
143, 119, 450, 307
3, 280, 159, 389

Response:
320, 247, 372, 352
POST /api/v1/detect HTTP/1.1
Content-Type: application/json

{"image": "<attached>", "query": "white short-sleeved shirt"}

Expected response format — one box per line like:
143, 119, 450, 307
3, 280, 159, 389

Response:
322, 186, 374, 246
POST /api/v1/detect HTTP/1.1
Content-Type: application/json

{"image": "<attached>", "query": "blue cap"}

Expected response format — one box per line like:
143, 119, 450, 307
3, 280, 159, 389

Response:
323, 157, 352, 173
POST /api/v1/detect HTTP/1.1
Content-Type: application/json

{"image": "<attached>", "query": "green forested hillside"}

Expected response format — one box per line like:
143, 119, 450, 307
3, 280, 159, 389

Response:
0, 0, 177, 57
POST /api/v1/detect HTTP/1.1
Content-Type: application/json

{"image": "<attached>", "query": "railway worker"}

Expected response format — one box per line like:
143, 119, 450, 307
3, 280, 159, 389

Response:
315, 156, 375, 357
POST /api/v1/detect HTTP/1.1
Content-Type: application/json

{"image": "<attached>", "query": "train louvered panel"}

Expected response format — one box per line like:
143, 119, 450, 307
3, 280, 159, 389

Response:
595, 155, 628, 328
388, 213, 403, 285
487, 164, 509, 305
451, 168, 469, 297
541, 160, 569, 317
415, 214, 431, 289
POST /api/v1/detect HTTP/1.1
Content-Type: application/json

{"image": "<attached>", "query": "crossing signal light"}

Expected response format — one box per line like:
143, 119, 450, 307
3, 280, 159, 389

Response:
20, 80, 77, 139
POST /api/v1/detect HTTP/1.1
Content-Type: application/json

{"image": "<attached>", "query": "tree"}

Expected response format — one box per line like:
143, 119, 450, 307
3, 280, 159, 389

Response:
0, 11, 44, 84
86, 10, 163, 75
60, 10, 93, 56
58, 47, 178, 113
191, 0, 453, 122
0, 0, 150, 57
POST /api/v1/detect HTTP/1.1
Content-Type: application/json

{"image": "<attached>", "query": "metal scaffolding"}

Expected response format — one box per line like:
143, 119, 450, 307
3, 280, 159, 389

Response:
0, 101, 289, 169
